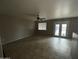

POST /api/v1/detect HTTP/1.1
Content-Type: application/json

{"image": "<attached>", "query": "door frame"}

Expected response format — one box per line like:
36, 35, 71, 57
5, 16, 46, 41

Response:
53, 21, 69, 38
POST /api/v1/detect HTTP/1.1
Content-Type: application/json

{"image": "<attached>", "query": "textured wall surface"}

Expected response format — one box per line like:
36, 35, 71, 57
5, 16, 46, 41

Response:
0, 15, 36, 44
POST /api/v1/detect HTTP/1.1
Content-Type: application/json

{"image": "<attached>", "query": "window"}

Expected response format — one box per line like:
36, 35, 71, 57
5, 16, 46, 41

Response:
38, 23, 47, 30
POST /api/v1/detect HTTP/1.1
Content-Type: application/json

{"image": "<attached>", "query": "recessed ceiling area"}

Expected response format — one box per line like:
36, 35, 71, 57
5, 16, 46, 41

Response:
0, 0, 78, 19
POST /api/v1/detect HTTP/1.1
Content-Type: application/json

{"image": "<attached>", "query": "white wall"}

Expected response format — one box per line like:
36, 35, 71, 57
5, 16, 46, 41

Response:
0, 15, 36, 44
0, 0, 37, 44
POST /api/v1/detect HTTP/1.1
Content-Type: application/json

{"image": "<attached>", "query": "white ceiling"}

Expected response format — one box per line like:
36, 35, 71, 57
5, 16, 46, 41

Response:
0, 0, 78, 19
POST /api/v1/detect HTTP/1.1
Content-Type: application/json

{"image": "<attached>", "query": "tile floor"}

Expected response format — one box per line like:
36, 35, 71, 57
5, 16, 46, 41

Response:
3, 36, 78, 59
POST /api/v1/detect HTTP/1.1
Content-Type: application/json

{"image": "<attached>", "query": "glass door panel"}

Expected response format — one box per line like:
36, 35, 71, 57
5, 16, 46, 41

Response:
54, 24, 60, 36
61, 24, 67, 36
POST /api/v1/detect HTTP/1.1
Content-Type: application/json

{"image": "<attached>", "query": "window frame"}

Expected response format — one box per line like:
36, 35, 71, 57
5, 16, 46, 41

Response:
38, 22, 47, 31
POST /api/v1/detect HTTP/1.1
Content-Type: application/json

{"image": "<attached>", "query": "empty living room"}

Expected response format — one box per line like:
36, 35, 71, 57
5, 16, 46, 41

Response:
0, 0, 78, 59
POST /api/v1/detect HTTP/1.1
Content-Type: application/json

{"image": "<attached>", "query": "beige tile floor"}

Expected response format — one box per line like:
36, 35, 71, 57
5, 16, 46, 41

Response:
3, 36, 78, 59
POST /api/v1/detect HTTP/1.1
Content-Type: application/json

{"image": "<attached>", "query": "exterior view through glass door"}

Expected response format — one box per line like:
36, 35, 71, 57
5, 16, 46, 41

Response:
61, 24, 67, 37
54, 23, 67, 37
55, 24, 60, 36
